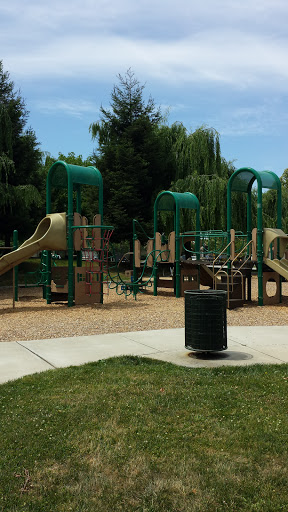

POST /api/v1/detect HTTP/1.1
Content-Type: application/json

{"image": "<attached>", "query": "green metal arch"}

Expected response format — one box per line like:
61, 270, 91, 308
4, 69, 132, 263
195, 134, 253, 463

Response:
228, 166, 281, 195
259, 170, 281, 192
227, 167, 281, 232
153, 191, 200, 298
46, 160, 104, 307
227, 167, 282, 307
228, 166, 261, 193
47, 160, 103, 190
46, 160, 103, 218
154, 190, 200, 213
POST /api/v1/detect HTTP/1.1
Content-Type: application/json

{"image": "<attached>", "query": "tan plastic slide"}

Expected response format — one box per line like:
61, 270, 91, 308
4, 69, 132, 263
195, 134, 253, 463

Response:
0, 213, 67, 277
264, 258, 288, 280
263, 227, 288, 280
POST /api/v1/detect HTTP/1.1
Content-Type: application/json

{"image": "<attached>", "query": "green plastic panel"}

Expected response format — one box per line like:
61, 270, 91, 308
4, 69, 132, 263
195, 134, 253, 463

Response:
230, 167, 281, 193
230, 168, 257, 193
48, 161, 102, 189
258, 171, 281, 191
156, 191, 199, 212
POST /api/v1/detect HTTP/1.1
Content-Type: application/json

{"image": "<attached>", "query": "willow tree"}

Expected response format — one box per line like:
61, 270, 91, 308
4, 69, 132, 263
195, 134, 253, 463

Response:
171, 125, 223, 180
158, 125, 247, 233
262, 169, 288, 233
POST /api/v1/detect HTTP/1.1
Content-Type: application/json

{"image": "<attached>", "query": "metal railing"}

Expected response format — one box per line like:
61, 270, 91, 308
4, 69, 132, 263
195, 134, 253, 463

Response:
212, 239, 254, 307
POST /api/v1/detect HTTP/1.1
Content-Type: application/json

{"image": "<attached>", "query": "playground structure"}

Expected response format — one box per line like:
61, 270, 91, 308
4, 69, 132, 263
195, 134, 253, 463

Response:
132, 168, 288, 308
1, 163, 288, 309
0, 160, 162, 306
0, 161, 114, 306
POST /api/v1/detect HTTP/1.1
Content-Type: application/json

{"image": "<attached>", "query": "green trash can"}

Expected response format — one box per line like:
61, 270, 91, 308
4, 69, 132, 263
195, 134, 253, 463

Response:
185, 289, 227, 352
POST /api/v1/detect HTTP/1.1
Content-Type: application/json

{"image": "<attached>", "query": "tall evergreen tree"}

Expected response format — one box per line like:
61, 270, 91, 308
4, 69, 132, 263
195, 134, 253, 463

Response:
90, 69, 165, 242
0, 61, 43, 245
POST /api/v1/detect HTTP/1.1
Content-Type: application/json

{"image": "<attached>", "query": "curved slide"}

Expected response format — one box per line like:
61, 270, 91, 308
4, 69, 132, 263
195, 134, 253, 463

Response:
0, 213, 67, 277
264, 258, 288, 280
262, 227, 288, 281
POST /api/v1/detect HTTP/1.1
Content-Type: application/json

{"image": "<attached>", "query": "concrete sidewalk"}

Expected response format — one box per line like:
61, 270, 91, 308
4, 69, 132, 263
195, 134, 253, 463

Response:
0, 326, 287, 385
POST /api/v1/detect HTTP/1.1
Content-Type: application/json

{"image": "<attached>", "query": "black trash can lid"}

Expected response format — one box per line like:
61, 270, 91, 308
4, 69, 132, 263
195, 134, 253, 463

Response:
184, 289, 227, 296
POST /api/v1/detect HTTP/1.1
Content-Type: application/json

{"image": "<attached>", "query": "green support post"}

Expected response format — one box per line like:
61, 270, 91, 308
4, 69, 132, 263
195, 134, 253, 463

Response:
13, 230, 18, 302
132, 220, 138, 285
195, 207, 201, 260
246, 188, 252, 301
42, 250, 47, 299
67, 176, 74, 307
227, 186, 232, 273
153, 200, 157, 296
153, 244, 158, 295
175, 206, 181, 298
46, 250, 51, 304
100, 227, 104, 305
98, 175, 104, 305
256, 186, 263, 306
247, 189, 252, 256
277, 181, 282, 303
45, 178, 52, 304
76, 185, 82, 268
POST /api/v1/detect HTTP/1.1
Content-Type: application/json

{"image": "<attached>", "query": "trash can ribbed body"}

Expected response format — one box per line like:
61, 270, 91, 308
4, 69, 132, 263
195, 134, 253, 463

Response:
185, 290, 227, 352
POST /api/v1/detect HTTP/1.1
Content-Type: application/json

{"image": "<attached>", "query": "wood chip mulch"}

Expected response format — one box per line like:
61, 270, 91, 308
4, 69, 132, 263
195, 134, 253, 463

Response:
0, 278, 288, 342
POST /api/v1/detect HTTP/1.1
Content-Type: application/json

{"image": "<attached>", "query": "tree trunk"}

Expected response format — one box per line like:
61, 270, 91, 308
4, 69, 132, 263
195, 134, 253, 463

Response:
5, 232, 11, 248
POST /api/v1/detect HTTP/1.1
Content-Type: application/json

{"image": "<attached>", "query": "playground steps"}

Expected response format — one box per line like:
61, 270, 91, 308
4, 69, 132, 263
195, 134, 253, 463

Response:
226, 298, 245, 310
198, 263, 221, 287
217, 275, 246, 309
157, 276, 174, 289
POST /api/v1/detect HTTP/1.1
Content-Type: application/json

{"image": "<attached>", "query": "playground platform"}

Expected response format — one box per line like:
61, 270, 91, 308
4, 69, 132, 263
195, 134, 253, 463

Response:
0, 326, 287, 384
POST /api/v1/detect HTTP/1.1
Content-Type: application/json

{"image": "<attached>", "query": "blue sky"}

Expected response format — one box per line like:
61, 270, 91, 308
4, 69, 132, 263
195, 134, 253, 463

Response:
1, 0, 288, 177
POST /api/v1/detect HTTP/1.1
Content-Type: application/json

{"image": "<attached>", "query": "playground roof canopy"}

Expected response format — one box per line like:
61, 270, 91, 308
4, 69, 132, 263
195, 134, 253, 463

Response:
229, 167, 281, 193
155, 191, 200, 212
47, 161, 103, 189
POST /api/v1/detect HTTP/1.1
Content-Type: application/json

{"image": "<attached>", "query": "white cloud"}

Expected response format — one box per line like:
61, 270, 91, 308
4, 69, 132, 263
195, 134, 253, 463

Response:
1, 0, 288, 91
34, 99, 99, 118
206, 99, 288, 136
2, 0, 288, 142
2, 30, 288, 92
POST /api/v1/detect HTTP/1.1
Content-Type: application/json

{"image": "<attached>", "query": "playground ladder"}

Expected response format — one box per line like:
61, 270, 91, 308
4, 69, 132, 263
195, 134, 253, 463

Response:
81, 228, 114, 297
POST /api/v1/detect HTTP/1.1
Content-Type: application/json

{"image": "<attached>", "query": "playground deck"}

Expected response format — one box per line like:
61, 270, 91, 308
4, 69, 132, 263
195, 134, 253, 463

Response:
1, 276, 288, 343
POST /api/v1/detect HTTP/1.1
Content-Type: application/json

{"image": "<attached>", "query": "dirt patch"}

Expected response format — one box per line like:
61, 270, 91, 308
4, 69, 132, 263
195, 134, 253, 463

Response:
0, 277, 288, 342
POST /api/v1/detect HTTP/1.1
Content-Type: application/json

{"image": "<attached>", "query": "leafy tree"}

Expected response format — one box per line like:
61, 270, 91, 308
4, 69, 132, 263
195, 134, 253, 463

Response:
170, 125, 224, 181
89, 69, 166, 242
158, 125, 246, 233
0, 61, 43, 245
262, 168, 288, 233
89, 70, 244, 240
41, 151, 94, 217
280, 168, 288, 189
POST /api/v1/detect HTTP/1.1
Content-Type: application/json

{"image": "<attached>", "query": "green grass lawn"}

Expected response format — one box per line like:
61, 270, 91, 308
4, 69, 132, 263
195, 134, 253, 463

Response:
0, 358, 287, 511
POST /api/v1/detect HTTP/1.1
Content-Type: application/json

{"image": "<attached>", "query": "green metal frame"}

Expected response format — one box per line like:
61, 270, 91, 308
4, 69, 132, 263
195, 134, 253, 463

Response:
46, 160, 104, 307
132, 218, 154, 285
13, 230, 18, 302
227, 167, 282, 306
153, 191, 200, 298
